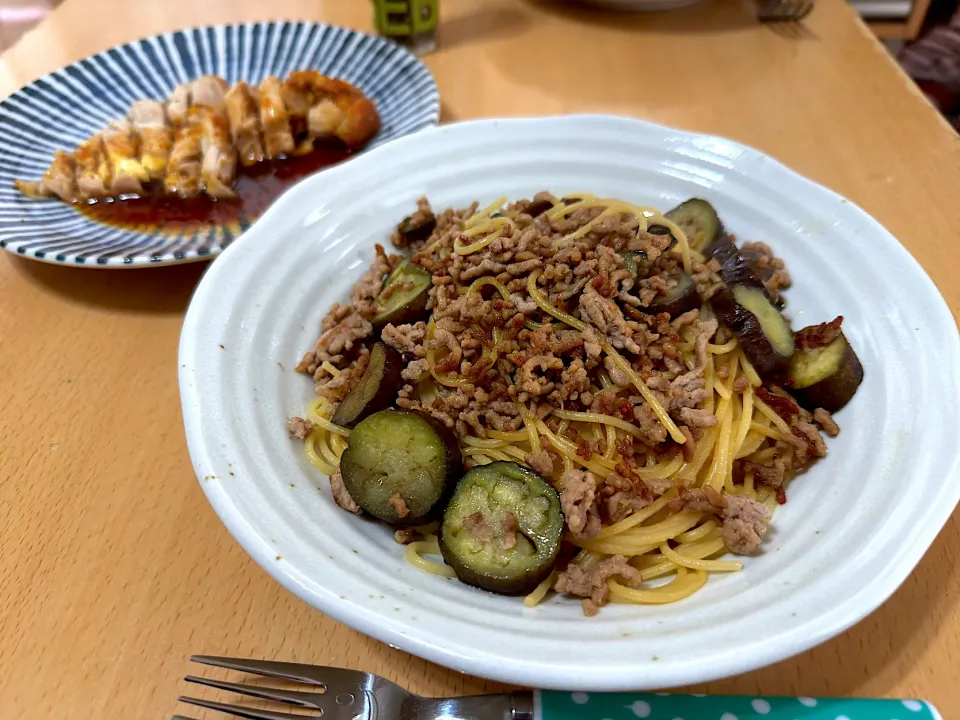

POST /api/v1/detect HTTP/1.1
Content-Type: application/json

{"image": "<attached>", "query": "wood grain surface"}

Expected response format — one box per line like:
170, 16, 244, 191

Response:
1, 0, 959, 718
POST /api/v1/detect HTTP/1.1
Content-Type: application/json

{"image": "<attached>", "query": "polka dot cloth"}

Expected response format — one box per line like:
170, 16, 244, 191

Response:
537, 692, 941, 719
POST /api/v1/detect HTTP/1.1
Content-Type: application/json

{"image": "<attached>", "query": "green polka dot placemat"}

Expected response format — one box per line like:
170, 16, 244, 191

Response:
536, 691, 941, 720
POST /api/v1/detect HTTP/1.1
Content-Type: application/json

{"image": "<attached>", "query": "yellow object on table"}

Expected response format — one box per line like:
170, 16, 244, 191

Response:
0, 0, 959, 718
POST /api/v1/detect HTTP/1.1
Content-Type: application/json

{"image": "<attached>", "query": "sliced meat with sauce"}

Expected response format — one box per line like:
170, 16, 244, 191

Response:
72, 134, 111, 199
102, 119, 149, 194
164, 109, 205, 198
258, 76, 295, 158
224, 81, 265, 167
198, 106, 238, 198
129, 99, 173, 181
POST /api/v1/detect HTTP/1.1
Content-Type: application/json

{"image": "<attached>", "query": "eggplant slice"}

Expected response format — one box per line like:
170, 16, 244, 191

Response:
339, 409, 462, 526
396, 212, 437, 246
439, 461, 563, 596
712, 284, 795, 377
620, 251, 650, 280
372, 259, 431, 330
704, 225, 795, 377
787, 323, 863, 411
524, 198, 554, 218
331, 342, 404, 427
642, 271, 701, 317
665, 198, 721, 252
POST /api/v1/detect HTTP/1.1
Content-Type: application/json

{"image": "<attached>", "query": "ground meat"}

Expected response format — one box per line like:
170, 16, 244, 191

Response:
678, 407, 718, 428
554, 555, 642, 613
793, 421, 828, 457
382, 321, 427, 357
463, 511, 492, 541
314, 347, 371, 402
644, 476, 675, 496
740, 457, 788, 490
795, 316, 843, 350
296, 303, 374, 372
394, 528, 417, 544
671, 487, 771, 554
525, 449, 555, 477
401, 358, 430, 382
579, 283, 643, 354
694, 317, 719, 370
510, 292, 539, 315
287, 416, 313, 440
430, 328, 462, 373
520, 354, 564, 395
813, 408, 840, 436
669, 369, 709, 411
721, 493, 772, 554
391, 197, 434, 249
741, 241, 792, 304
389, 494, 410, 519
734, 376, 750, 393
502, 513, 518, 550
560, 470, 601, 540
330, 469, 362, 515
604, 487, 650, 524
633, 403, 668, 445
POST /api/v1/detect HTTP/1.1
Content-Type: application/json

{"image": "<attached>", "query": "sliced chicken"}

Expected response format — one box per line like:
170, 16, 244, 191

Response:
164, 109, 204, 198
198, 107, 237, 198
73, 134, 111, 199
167, 83, 191, 126
102, 119, 149, 194
224, 82, 264, 167
16, 71, 381, 204
14, 150, 78, 201
191, 75, 228, 110
258, 76, 295, 159
308, 99, 347, 139
129, 100, 172, 181
282, 71, 380, 149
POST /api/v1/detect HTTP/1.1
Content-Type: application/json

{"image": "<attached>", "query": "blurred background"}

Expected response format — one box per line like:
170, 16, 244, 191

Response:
3, 0, 960, 125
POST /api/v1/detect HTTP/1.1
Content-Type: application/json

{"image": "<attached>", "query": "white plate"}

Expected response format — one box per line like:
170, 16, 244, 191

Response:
179, 115, 960, 691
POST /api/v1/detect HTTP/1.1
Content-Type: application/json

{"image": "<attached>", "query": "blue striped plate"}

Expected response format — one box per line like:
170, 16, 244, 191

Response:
0, 21, 439, 268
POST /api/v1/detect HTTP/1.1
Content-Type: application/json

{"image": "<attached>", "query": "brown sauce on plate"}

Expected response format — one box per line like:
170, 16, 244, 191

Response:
76, 145, 353, 234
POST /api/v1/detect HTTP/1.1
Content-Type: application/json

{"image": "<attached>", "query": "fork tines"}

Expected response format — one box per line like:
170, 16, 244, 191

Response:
177, 656, 369, 720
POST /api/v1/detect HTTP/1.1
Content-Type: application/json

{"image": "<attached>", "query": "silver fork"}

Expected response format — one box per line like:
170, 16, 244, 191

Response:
177, 655, 534, 720
757, 0, 814, 22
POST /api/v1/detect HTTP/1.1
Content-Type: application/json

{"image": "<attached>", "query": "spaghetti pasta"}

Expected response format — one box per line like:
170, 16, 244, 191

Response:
293, 192, 847, 616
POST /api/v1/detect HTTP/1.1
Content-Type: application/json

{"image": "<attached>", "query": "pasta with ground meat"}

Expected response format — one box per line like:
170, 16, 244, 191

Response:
291, 192, 841, 616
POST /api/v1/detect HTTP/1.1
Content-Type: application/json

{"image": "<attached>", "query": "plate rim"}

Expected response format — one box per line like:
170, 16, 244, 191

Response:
179, 113, 960, 689
0, 19, 440, 270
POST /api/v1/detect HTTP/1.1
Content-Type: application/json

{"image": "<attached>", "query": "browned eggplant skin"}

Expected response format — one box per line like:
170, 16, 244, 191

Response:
642, 271, 701, 317
710, 285, 793, 378
524, 198, 554, 217
396, 213, 437, 245
331, 342, 404, 427
705, 229, 795, 377
371, 260, 432, 331
790, 343, 863, 412
372, 289, 428, 331
786, 336, 864, 412
415, 410, 464, 484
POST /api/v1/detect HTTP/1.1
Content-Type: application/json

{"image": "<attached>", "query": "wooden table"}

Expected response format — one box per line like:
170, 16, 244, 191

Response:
2, 0, 959, 717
